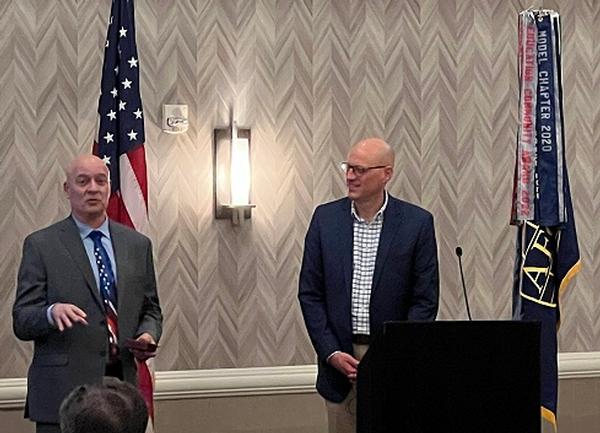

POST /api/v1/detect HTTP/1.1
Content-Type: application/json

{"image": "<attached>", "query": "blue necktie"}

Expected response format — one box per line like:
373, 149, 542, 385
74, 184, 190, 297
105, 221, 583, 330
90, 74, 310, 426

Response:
88, 230, 119, 361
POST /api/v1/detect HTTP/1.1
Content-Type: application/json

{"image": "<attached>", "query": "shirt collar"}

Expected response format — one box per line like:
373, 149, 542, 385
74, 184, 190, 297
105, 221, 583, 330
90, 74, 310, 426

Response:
351, 190, 388, 223
72, 215, 111, 240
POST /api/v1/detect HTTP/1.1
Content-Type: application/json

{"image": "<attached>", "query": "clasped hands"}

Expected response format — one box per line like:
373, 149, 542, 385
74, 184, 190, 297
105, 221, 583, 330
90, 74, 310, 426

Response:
51, 302, 157, 361
329, 351, 360, 382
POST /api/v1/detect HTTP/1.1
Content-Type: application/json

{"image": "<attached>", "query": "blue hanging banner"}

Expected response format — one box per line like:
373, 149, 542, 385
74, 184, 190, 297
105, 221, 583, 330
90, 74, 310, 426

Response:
512, 9, 581, 429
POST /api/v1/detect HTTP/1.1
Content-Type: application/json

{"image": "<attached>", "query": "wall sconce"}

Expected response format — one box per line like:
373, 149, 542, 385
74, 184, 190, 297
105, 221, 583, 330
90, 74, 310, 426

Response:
213, 122, 255, 225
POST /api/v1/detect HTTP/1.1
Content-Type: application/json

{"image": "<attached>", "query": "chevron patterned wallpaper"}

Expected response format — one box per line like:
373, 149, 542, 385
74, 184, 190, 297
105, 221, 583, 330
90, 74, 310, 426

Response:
1, 0, 599, 377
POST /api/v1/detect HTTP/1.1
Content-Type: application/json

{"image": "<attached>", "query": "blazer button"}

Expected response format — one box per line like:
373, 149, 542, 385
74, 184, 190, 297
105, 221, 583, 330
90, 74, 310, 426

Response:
100, 319, 106, 325
100, 350, 106, 357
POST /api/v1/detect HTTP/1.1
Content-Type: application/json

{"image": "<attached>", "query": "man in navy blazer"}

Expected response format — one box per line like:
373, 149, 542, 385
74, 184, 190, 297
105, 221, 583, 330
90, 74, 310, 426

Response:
13, 155, 162, 433
298, 138, 439, 433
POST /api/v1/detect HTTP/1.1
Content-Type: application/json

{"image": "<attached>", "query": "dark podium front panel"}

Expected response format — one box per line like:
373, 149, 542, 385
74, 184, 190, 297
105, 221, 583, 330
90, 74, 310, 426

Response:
357, 321, 540, 433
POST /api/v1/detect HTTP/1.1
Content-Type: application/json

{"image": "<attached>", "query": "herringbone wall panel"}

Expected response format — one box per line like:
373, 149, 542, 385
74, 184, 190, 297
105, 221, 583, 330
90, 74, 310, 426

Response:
1, 0, 598, 377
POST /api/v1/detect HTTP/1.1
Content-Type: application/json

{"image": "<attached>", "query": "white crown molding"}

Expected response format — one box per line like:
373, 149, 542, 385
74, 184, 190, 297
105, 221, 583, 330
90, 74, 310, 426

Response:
558, 351, 600, 379
0, 365, 318, 409
0, 378, 27, 410
153, 365, 317, 400
1, 352, 598, 409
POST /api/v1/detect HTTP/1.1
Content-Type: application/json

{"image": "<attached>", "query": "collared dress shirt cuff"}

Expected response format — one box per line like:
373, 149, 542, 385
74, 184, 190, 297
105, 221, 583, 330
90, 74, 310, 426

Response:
326, 350, 342, 363
46, 304, 56, 326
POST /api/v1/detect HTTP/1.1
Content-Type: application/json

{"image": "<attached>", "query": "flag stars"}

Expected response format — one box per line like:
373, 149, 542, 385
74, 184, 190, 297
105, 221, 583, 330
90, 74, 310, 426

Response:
97, 5, 146, 218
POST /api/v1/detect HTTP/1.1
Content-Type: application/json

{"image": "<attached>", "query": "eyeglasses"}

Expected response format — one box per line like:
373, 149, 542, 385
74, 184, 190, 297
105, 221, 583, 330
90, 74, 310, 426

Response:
339, 162, 387, 176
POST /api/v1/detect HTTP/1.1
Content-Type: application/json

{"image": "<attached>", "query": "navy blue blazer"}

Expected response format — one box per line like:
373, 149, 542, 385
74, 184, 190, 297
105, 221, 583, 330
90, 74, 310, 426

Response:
298, 194, 439, 402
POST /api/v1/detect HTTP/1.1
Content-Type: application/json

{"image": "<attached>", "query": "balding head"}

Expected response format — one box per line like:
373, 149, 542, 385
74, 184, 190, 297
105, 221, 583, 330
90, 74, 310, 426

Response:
65, 155, 109, 181
348, 138, 395, 168
345, 137, 394, 213
63, 155, 111, 227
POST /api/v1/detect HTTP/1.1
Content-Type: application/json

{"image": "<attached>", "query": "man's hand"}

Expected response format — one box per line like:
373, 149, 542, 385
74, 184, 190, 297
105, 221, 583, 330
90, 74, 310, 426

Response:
51, 303, 88, 332
130, 332, 157, 361
329, 352, 360, 382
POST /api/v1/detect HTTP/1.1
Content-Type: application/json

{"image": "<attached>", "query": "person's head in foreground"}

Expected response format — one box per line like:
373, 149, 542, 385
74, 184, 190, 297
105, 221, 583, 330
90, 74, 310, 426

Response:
59, 377, 148, 433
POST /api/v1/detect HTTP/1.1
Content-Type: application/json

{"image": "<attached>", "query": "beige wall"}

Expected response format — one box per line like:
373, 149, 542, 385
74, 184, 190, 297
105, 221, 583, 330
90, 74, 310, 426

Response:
558, 378, 600, 433
1, 0, 599, 379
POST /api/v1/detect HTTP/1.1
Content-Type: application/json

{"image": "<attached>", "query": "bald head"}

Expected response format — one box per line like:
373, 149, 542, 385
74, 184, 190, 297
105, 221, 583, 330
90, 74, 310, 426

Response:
348, 138, 395, 167
65, 155, 109, 182
63, 155, 111, 227
345, 138, 394, 212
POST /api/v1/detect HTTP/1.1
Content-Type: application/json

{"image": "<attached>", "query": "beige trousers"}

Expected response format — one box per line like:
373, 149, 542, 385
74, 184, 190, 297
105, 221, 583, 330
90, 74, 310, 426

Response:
325, 343, 369, 433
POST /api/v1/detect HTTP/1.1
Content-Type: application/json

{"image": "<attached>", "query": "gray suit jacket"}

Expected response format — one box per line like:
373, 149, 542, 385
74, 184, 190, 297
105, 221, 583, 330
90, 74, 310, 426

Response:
13, 216, 163, 423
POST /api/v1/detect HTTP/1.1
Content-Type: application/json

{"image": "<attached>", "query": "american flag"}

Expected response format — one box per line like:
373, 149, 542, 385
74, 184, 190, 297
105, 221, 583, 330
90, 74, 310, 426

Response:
95, 1, 155, 431
95, 0, 148, 234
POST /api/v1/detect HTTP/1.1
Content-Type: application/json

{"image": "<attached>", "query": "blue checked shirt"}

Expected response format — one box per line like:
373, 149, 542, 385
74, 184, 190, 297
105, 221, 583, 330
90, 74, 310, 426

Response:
351, 191, 388, 335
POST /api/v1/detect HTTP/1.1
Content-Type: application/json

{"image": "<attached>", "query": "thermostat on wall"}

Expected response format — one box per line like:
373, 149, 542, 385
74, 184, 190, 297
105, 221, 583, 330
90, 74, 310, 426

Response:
162, 104, 189, 134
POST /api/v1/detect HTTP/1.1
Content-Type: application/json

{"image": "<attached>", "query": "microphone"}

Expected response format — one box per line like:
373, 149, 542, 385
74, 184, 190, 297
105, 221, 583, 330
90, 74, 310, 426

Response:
455, 246, 472, 320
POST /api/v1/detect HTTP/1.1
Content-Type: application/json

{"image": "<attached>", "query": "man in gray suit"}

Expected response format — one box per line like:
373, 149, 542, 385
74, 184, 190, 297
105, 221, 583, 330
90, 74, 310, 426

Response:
13, 154, 163, 433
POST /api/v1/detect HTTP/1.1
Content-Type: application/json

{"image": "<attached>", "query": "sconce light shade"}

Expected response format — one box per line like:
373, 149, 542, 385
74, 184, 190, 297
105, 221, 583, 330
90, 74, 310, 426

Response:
230, 136, 251, 205
213, 125, 255, 225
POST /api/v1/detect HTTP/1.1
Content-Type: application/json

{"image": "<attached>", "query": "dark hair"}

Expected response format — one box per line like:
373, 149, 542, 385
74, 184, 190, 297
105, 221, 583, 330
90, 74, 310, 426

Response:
59, 377, 148, 433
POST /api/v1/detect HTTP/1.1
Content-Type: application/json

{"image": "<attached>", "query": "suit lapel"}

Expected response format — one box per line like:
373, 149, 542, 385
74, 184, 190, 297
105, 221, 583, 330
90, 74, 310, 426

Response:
337, 199, 354, 297
372, 198, 404, 291
58, 217, 103, 308
108, 221, 127, 315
